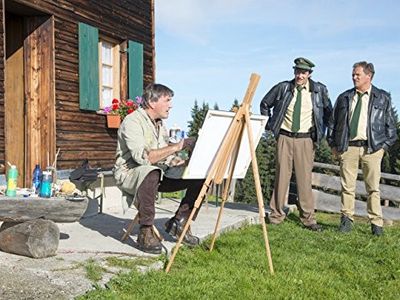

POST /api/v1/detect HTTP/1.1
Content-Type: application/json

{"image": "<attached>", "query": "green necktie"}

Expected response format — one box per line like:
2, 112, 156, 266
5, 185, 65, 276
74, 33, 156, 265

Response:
292, 85, 303, 132
349, 92, 364, 139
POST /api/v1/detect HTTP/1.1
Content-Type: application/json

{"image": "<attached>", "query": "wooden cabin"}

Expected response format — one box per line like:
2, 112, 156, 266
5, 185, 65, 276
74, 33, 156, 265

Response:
0, 0, 155, 187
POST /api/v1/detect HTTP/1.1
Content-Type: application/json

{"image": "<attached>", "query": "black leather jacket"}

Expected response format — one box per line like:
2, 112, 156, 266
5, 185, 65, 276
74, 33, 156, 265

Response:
327, 85, 398, 153
260, 79, 332, 144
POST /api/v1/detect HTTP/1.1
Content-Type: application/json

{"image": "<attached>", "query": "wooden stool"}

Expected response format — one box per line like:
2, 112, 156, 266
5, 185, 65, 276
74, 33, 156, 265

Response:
120, 212, 163, 242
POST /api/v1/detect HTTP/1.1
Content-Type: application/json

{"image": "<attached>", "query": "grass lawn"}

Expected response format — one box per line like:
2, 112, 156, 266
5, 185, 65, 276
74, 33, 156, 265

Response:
78, 212, 400, 300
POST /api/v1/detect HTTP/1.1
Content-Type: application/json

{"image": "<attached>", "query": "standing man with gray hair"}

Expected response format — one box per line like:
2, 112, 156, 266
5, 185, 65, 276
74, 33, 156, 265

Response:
328, 61, 397, 236
114, 83, 204, 254
260, 57, 332, 231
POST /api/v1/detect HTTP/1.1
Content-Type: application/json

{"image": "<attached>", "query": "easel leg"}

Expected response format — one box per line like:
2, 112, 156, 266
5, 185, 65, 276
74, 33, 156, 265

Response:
165, 181, 210, 273
210, 118, 243, 252
245, 109, 274, 275
209, 187, 227, 251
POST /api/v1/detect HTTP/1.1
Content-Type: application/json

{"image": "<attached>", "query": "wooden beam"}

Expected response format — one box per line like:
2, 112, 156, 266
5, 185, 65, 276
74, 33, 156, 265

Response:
312, 173, 400, 203
313, 162, 400, 182
313, 190, 400, 220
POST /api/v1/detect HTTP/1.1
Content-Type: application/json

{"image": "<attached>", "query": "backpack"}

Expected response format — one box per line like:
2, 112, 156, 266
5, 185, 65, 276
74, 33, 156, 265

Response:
69, 159, 99, 190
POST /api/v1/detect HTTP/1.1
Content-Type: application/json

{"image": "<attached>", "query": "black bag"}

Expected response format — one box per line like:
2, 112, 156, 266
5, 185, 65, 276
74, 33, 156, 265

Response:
69, 159, 99, 191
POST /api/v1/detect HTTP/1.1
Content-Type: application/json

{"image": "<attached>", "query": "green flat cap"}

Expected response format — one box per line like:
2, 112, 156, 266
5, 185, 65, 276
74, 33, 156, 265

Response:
293, 57, 315, 71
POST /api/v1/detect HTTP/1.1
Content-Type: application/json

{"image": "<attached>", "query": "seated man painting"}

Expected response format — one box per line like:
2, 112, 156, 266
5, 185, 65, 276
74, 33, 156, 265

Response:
114, 83, 204, 254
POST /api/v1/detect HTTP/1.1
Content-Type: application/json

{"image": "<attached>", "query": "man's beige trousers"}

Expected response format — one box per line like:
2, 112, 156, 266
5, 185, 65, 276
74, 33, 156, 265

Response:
269, 135, 316, 226
339, 147, 384, 226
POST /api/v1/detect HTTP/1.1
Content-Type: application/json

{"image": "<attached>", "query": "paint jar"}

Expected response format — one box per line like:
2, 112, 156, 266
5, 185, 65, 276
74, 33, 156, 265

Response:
39, 170, 52, 198
6, 165, 18, 197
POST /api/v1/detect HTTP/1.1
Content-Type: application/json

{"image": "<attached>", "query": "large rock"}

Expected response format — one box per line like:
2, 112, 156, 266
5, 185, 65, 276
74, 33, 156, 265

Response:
0, 219, 59, 258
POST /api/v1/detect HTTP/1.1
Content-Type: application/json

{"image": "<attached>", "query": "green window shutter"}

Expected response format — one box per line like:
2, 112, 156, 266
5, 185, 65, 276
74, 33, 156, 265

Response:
128, 40, 143, 98
79, 22, 99, 111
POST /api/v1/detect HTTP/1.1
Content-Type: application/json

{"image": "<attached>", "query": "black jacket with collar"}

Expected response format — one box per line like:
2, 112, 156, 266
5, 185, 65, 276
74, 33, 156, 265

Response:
327, 85, 397, 153
259, 79, 332, 144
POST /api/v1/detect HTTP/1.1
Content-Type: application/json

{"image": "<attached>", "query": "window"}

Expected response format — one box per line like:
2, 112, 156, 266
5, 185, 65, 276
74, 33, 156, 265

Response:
99, 39, 120, 109
79, 22, 143, 111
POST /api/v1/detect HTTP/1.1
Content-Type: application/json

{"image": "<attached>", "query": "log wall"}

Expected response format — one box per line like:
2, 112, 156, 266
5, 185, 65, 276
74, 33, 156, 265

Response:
0, 0, 4, 171
0, 0, 154, 171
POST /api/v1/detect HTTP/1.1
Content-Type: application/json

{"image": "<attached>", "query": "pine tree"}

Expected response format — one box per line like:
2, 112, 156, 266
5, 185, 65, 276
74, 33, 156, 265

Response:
386, 108, 400, 174
230, 98, 240, 112
315, 138, 334, 165
187, 101, 209, 138
235, 132, 276, 204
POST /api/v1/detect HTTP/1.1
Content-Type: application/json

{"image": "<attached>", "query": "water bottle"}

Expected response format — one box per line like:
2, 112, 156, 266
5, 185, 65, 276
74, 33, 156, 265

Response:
6, 165, 18, 197
32, 164, 42, 193
39, 170, 52, 198
178, 131, 189, 160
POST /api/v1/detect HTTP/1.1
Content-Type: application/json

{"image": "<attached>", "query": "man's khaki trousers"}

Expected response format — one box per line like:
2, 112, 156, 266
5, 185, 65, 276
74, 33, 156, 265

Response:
339, 147, 384, 226
269, 135, 316, 226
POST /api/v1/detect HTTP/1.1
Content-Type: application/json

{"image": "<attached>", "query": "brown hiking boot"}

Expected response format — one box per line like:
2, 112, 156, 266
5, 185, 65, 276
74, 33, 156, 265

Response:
137, 225, 162, 254
165, 217, 200, 247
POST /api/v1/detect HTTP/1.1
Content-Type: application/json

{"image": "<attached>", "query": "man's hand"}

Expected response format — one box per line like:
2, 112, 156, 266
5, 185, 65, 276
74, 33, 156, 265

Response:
147, 140, 184, 164
170, 156, 186, 167
183, 138, 196, 151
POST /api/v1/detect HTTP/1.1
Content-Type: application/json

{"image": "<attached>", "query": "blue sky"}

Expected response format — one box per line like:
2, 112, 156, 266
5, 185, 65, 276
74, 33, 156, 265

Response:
155, 0, 400, 131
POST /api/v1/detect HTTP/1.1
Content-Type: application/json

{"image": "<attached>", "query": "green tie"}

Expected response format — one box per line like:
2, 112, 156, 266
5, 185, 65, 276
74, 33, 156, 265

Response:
349, 92, 364, 139
292, 85, 303, 132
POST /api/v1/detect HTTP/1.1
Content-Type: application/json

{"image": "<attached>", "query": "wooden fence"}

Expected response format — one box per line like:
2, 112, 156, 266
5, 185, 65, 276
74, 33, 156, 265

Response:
307, 162, 400, 221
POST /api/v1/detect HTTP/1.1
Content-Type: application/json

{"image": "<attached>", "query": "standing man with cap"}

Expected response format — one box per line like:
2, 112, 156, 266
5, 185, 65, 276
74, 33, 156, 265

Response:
327, 61, 397, 236
260, 57, 332, 231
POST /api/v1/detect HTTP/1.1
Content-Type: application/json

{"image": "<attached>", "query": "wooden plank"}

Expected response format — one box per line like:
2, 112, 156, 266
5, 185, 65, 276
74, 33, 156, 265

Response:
25, 16, 56, 186
58, 150, 115, 161
0, 196, 88, 223
57, 160, 114, 170
313, 190, 400, 221
5, 14, 25, 186
314, 162, 400, 182
312, 173, 400, 203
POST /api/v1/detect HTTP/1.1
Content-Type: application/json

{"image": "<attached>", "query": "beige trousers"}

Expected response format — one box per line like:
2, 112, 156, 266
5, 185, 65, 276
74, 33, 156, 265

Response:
339, 147, 384, 226
269, 135, 316, 226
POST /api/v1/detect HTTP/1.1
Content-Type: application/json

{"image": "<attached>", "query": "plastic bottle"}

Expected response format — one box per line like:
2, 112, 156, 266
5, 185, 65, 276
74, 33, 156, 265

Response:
39, 170, 52, 198
6, 165, 18, 197
32, 164, 42, 193
178, 131, 189, 160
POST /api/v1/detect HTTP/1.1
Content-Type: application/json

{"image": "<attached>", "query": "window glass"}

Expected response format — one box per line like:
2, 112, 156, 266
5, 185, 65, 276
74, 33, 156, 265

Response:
99, 39, 120, 109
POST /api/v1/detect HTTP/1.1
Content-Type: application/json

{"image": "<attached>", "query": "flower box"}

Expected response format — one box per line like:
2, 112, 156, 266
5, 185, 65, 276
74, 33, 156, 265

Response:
106, 114, 121, 128
103, 97, 142, 129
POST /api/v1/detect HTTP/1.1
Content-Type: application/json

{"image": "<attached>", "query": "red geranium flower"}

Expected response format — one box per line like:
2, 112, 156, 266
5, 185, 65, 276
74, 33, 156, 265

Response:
103, 96, 143, 120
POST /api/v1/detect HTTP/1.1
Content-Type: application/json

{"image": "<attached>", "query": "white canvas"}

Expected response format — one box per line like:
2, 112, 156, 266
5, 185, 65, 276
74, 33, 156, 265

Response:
182, 110, 268, 179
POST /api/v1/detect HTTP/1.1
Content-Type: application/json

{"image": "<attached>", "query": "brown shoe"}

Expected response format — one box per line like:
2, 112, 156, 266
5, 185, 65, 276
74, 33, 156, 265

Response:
165, 217, 200, 247
137, 225, 162, 254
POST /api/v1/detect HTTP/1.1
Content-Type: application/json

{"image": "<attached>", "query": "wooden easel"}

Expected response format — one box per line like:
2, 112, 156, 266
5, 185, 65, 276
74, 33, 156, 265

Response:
165, 73, 274, 274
